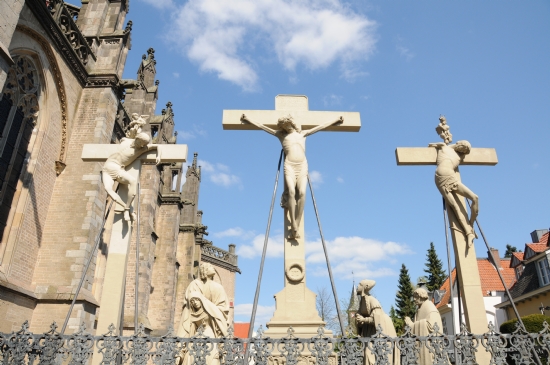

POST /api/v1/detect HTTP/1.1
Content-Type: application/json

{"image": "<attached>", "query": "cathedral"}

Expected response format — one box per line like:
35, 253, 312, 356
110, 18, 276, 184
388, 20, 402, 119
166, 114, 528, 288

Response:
0, 0, 239, 335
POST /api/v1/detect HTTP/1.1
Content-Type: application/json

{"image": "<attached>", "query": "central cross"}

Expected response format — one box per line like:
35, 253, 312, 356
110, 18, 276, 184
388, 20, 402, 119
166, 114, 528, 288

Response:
223, 95, 360, 336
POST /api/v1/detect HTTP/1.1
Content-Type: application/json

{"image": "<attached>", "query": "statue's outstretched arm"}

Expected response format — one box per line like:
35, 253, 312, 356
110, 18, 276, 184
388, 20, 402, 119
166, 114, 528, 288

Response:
147, 144, 162, 165
303, 116, 343, 137
428, 142, 445, 148
240, 114, 276, 135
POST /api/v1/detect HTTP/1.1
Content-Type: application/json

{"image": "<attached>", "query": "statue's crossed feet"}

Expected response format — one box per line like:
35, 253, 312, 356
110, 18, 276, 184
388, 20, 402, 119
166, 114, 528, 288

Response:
123, 209, 137, 222
288, 228, 300, 240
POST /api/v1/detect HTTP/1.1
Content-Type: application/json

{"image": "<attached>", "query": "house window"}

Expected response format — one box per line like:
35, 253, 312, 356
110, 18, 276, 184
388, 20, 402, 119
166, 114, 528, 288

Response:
0, 55, 39, 240
538, 258, 550, 286
515, 265, 524, 280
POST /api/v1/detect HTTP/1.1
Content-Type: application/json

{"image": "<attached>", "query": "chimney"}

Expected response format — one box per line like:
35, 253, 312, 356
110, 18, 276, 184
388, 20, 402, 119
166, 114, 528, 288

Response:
531, 229, 549, 243
488, 247, 501, 269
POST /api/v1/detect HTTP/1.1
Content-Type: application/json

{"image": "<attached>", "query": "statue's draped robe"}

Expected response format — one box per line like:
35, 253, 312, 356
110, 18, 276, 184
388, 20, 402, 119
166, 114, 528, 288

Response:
177, 278, 229, 337
410, 300, 443, 365
176, 280, 229, 365
357, 295, 400, 365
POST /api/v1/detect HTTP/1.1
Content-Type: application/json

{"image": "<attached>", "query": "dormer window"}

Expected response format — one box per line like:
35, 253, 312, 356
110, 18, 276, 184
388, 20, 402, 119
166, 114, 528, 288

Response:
515, 265, 524, 280
537, 258, 550, 286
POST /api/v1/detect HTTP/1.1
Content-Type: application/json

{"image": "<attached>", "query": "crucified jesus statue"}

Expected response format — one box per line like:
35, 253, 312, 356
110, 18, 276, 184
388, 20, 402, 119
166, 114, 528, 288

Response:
240, 113, 343, 239
102, 132, 162, 221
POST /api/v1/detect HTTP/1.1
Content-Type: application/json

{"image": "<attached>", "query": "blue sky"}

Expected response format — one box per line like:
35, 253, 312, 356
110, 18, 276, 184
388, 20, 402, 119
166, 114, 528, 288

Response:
119, 0, 550, 328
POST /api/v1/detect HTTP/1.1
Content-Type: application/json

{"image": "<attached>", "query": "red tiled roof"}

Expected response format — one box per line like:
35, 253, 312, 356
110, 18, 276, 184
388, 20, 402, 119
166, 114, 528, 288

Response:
436, 258, 516, 309
526, 243, 548, 254
510, 252, 524, 268
512, 252, 524, 260
478, 258, 516, 293
436, 269, 456, 309
233, 323, 250, 339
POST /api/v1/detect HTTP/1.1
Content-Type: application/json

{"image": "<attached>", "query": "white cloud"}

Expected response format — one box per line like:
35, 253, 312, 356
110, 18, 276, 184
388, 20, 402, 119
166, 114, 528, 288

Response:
306, 236, 412, 279
323, 94, 343, 107
177, 125, 207, 141
213, 227, 255, 239
309, 170, 323, 186
396, 45, 414, 61
238, 233, 411, 280
168, 0, 377, 90
234, 303, 275, 328
237, 233, 284, 259
337, 177, 344, 183
198, 159, 242, 188
173, 72, 180, 78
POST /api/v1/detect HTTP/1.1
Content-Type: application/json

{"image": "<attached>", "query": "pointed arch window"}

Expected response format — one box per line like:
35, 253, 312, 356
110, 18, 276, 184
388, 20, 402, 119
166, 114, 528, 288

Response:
0, 55, 40, 239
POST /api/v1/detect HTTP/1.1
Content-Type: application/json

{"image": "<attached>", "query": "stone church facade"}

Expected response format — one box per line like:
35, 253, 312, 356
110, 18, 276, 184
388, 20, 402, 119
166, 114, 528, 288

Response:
0, 0, 239, 335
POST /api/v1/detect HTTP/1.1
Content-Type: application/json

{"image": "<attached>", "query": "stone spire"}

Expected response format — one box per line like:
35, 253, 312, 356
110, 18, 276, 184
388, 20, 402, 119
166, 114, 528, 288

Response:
348, 280, 359, 312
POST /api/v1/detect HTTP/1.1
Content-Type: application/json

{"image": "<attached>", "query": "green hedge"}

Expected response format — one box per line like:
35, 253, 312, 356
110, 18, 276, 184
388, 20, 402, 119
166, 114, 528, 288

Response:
500, 313, 550, 334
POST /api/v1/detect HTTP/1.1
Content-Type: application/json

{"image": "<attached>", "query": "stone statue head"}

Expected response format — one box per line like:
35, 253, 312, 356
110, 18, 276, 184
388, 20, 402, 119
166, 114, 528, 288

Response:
413, 287, 429, 305
454, 140, 471, 155
277, 115, 301, 133
131, 113, 139, 120
199, 263, 215, 280
133, 132, 151, 148
438, 115, 446, 124
190, 296, 203, 310
358, 279, 376, 295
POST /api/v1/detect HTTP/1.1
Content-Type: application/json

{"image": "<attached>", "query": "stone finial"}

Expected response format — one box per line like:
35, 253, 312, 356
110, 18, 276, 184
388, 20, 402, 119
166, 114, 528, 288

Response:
192, 152, 198, 169
147, 48, 155, 60
124, 20, 133, 33
155, 80, 159, 86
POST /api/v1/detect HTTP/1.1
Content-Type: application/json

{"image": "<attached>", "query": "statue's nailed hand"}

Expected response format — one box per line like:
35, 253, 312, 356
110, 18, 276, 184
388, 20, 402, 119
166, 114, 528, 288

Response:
334, 116, 344, 126
240, 114, 250, 124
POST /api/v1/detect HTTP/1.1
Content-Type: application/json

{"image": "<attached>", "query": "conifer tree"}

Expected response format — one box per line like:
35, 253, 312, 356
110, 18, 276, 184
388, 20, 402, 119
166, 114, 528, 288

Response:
389, 305, 404, 335
395, 264, 416, 320
424, 242, 446, 292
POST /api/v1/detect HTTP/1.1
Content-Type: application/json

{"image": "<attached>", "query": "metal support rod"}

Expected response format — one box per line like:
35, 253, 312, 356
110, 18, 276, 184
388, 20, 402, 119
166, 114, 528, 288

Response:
61, 199, 115, 334
467, 201, 543, 365
466, 201, 525, 327
134, 182, 140, 333
442, 199, 458, 362
308, 175, 346, 336
244, 150, 283, 362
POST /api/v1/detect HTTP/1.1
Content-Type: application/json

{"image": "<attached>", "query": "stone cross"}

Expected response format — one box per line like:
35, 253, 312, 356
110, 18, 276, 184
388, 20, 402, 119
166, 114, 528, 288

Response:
223, 95, 360, 337
81, 143, 187, 343
395, 125, 497, 365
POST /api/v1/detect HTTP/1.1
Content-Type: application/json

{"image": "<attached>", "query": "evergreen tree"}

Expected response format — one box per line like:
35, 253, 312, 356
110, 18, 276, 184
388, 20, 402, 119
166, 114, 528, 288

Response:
504, 244, 519, 258
424, 242, 446, 292
395, 264, 416, 320
389, 305, 404, 336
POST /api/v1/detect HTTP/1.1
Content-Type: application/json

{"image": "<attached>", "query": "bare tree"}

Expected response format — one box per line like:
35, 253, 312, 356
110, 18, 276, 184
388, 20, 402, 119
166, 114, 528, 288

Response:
316, 286, 340, 333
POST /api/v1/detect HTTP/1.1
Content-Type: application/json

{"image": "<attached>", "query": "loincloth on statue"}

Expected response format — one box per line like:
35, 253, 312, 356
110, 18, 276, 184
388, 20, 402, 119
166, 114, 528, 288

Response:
103, 160, 125, 180
435, 173, 459, 194
280, 160, 308, 208
284, 160, 308, 181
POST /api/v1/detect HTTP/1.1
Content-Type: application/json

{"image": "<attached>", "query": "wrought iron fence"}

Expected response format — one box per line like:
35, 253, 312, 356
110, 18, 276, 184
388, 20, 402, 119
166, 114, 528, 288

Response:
1, 320, 548, 365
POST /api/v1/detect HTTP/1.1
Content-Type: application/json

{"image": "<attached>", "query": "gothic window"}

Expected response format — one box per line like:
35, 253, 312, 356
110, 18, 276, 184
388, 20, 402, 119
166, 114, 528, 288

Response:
0, 55, 40, 239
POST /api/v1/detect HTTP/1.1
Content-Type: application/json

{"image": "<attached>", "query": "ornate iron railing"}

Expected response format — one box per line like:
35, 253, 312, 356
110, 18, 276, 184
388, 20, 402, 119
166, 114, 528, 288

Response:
0, 320, 548, 365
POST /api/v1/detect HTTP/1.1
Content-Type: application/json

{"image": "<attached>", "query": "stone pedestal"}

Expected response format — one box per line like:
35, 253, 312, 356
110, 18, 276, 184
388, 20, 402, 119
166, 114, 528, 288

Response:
265, 210, 331, 338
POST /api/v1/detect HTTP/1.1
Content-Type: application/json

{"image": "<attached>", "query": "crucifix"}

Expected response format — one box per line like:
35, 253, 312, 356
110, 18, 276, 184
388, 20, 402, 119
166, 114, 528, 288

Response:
81, 141, 187, 345
223, 95, 360, 336
395, 117, 497, 364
